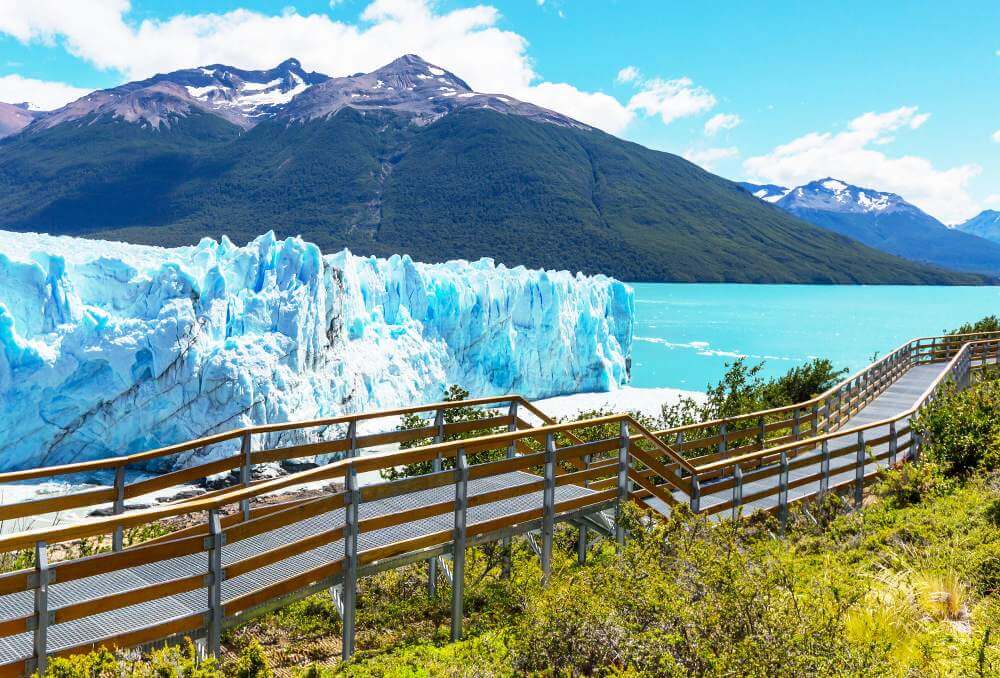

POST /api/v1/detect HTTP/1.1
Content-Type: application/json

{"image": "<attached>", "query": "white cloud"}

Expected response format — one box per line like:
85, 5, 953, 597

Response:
986, 194, 1000, 207
683, 146, 739, 171
0, 0, 632, 132
518, 82, 633, 134
626, 77, 716, 125
0, 73, 90, 109
992, 129, 1000, 143
743, 106, 981, 224
704, 112, 741, 136
616, 65, 639, 84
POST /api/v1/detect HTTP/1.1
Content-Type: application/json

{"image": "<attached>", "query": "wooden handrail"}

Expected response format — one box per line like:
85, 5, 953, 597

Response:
693, 337, 993, 475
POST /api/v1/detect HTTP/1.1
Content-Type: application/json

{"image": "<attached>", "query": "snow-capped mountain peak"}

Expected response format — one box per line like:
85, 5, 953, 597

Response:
173, 58, 327, 118
780, 178, 915, 215
14, 54, 588, 136
281, 54, 589, 129
25, 58, 330, 132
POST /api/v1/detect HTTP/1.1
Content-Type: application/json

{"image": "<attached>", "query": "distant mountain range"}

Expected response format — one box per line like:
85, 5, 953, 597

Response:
0, 56, 981, 284
956, 210, 1000, 244
739, 178, 1000, 276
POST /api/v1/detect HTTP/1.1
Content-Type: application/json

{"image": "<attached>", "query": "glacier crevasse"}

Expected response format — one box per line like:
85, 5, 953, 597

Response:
0, 231, 633, 470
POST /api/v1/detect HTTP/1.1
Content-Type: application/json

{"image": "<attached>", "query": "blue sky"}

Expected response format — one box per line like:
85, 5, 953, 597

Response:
0, 0, 997, 222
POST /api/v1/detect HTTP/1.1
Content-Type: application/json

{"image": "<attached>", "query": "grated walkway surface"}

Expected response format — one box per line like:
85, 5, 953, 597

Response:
643, 363, 946, 517
0, 470, 594, 665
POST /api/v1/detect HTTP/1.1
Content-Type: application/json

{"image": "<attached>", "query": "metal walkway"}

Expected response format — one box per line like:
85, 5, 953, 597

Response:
650, 362, 944, 517
0, 471, 596, 667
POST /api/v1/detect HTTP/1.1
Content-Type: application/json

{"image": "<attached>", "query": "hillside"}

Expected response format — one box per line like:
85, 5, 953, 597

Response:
742, 178, 1000, 276
957, 210, 1000, 244
0, 57, 983, 284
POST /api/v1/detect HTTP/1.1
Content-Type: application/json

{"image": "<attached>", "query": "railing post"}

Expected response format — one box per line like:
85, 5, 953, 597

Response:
821, 398, 830, 433
888, 421, 898, 466
615, 421, 629, 546
756, 416, 765, 450
206, 509, 223, 657
451, 447, 469, 642
577, 453, 592, 565
731, 463, 743, 522
429, 408, 445, 594
689, 475, 701, 515
792, 409, 801, 451
778, 451, 789, 533
112, 464, 126, 551
718, 422, 727, 456
31, 540, 49, 676
541, 433, 556, 584
502, 401, 518, 579
819, 439, 830, 496
855, 431, 865, 508
346, 419, 358, 458
239, 430, 252, 522
342, 464, 359, 660
427, 408, 444, 598
810, 403, 819, 435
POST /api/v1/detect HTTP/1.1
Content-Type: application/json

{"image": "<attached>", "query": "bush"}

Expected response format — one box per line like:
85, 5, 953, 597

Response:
38, 638, 273, 678
912, 375, 1000, 477
876, 462, 950, 508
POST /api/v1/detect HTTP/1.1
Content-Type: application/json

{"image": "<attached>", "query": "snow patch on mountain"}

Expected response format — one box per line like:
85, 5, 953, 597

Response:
0, 231, 633, 471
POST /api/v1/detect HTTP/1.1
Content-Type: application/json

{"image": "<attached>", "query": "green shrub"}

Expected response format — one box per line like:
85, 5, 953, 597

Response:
38, 638, 275, 677
913, 375, 1000, 477
876, 462, 950, 508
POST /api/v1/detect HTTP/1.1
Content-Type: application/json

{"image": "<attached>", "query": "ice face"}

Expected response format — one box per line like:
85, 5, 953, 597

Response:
0, 231, 633, 470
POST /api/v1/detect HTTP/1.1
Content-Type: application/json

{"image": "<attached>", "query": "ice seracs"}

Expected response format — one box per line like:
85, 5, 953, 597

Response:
0, 231, 633, 471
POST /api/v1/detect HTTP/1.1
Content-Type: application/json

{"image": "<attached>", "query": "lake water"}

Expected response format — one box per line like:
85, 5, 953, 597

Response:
629, 284, 1000, 391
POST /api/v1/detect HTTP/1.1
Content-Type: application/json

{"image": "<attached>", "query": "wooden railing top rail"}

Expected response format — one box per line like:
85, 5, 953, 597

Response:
649, 331, 996, 438
0, 394, 524, 484
692, 337, 989, 475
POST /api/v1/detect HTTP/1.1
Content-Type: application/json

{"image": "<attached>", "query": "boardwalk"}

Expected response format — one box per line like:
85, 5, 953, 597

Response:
0, 331, 993, 675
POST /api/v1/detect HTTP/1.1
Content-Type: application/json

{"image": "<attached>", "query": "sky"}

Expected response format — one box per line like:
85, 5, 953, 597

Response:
0, 0, 997, 224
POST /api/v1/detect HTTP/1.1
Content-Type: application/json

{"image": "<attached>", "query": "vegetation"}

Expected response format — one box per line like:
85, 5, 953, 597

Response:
948, 315, 1000, 335
0, 108, 980, 284
660, 356, 846, 428
380, 386, 509, 480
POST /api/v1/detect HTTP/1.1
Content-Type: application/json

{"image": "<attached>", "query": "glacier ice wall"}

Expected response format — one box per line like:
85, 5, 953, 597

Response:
0, 231, 633, 470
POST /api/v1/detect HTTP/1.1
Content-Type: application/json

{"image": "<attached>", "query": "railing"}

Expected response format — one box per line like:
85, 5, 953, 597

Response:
0, 330, 996, 674
0, 411, 693, 675
0, 392, 695, 549
673, 334, 1000, 523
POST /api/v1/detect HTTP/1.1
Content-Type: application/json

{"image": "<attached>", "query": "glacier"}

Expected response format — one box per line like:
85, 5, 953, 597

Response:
0, 230, 633, 471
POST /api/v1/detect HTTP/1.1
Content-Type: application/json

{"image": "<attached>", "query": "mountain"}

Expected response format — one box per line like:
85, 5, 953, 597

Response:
742, 178, 1000, 276
0, 56, 983, 284
737, 181, 788, 203
955, 210, 1000, 244
24, 58, 328, 133
0, 102, 38, 139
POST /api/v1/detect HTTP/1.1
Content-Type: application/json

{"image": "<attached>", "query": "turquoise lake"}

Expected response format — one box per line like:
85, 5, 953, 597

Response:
629, 284, 1000, 391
